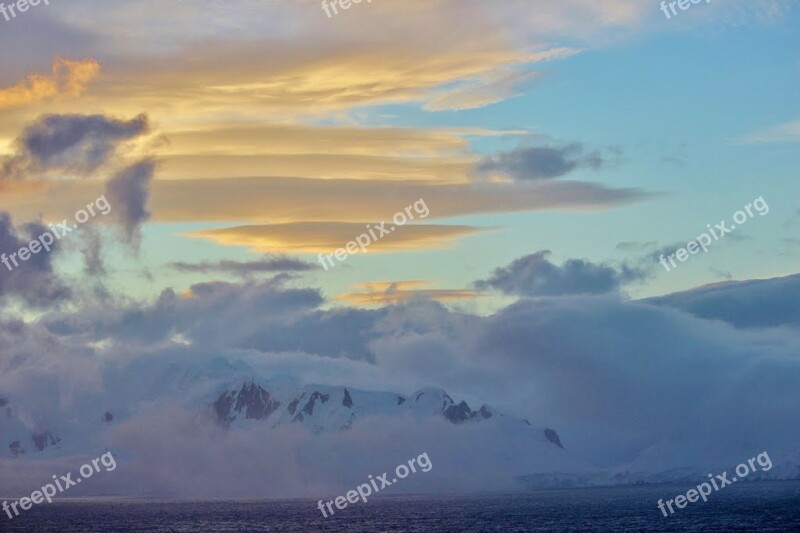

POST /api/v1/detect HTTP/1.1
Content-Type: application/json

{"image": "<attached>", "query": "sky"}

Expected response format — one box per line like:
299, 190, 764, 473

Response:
0, 0, 797, 307
1, 0, 800, 498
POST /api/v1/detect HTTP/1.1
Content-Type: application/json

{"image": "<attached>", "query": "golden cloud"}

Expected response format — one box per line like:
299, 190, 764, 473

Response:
0, 58, 100, 110
335, 281, 483, 306
186, 222, 484, 254
147, 124, 525, 182
0, 176, 652, 226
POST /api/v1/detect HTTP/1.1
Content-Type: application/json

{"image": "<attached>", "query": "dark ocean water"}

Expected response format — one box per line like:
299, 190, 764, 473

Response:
3, 482, 800, 532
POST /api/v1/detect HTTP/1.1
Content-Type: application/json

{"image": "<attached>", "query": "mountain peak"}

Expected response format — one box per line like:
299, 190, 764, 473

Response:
213, 381, 281, 427
207, 380, 563, 450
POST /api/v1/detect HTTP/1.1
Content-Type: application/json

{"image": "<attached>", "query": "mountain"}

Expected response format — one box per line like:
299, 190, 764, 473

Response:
3, 358, 796, 493
0, 371, 564, 460
210, 381, 564, 450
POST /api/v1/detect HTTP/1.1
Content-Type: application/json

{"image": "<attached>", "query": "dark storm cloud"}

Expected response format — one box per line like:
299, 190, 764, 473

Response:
42, 278, 383, 361
645, 273, 800, 329
475, 250, 646, 297
0, 213, 70, 306
171, 255, 317, 276
1, 114, 149, 180
473, 143, 620, 181
105, 159, 155, 248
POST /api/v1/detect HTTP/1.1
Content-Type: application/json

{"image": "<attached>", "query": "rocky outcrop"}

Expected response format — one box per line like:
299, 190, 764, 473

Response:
32, 431, 60, 451
302, 392, 330, 416
212, 381, 281, 427
544, 428, 564, 449
342, 388, 353, 408
9, 441, 23, 457
287, 398, 299, 415
443, 400, 495, 424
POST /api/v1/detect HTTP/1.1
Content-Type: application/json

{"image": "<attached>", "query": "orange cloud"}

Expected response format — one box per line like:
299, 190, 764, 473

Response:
0, 176, 652, 226
152, 124, 523, 182
186, 222, 484, 254
0, 58, 100, 110
336, 281, 483, 306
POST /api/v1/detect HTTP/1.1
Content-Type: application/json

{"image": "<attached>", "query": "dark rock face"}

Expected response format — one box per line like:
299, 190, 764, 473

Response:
235, 382, 281, 420
544, 428, 564, 449
443, 401, 474, 424
442, 401, 494, 425
288, 398, 299, 415
442, 393, 454, 408
213, 381, 281, 427
397, 396, 406, 405
213, 391, 236, 426
31, 431, 60, 451
9, 441, 24, 457
102, 411, 114, 423
342, 388, 353, 408
302, 392, 330, 416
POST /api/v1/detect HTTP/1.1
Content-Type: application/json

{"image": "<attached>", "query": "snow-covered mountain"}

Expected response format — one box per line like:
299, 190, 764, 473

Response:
0, 373, 564, 460
210, 380, 564, 449
2, 355, 798, 494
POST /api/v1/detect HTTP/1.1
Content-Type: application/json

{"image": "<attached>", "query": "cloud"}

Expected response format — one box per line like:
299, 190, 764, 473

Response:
80, 226, 106, 276
2, 263, 800, 492
0, 212, 70, 307
40, 277, 381, 360
615, 241, 657, 252
1, 113, 149, 181
709, 267, 733, 281
0, 58, 100, 110
457, 293, 800, 467
163, 123, 473, 158
738, 119, 800, 144
423, 48, 577, 111
65, 34, 572, 121
0, 0, 646, 133
188, 222, 484, 254
153, 123, 501, 183
158, 152, 472, 183
473, 143, 621, 181
105, 160, 155, 248
646, 273, 800, 329
171, 255, 317, 276
336, 281, 483, 306
2, 177, 653, 227
475, 250, 647, 296
4, 270, 800, 482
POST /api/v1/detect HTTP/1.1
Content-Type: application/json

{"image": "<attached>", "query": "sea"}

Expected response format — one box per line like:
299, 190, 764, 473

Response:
3, 481, 800, 532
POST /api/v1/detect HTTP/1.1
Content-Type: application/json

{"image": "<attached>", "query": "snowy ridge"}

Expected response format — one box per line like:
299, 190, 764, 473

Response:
210, 380, 561, 447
